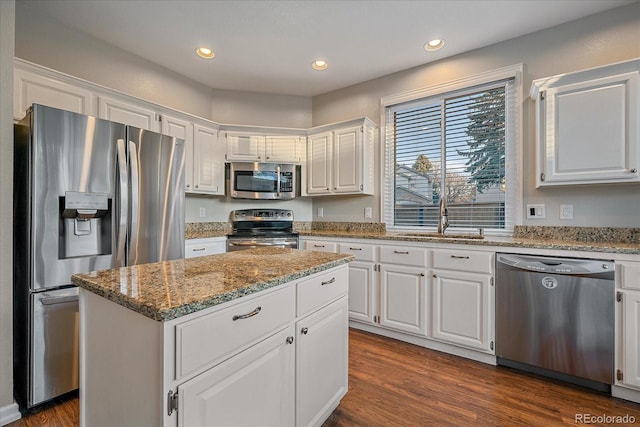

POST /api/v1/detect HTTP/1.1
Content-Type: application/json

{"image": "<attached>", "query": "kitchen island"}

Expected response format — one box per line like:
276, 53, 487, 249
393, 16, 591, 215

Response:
72, 247, 353, 427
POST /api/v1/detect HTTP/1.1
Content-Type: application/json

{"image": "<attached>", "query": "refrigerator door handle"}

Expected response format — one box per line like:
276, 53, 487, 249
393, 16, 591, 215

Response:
116, 139, 128, 267
128, 140, 140, 265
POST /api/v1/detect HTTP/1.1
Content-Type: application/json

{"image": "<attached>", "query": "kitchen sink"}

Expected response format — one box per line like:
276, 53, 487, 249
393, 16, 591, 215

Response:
396, 232, 485, 240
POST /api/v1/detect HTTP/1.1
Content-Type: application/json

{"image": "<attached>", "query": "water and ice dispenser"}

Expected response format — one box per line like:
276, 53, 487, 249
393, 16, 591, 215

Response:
59, 191, 112, 258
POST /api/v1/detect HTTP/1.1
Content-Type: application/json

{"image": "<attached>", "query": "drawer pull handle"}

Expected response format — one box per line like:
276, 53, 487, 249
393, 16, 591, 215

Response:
394, 250, 409, 255
232, 306, 261, 321
314, 244, 325, 248
321, 277, 336, 286
349, 247, 363, 251
301, 327, 309, 335
450, 255, 470, 259
192, 247, 206, 252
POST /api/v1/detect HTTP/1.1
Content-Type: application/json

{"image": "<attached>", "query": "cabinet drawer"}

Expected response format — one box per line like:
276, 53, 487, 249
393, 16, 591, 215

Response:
185, 238, 226, 258
379, 246, 428, 267
620, 261, 640, 290
304, 240, 337, 252
432, 249, 493, 274
297, 266, 348, 317
338, 243, 376, 261
175, 285, 294, 380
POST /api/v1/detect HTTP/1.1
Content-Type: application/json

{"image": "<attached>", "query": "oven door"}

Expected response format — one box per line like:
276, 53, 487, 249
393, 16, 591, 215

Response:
228, 162, 297, 200
226, 237, 299, 252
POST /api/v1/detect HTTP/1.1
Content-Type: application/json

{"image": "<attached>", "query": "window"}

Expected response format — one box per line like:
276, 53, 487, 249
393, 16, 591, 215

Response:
382, 66, 521, 234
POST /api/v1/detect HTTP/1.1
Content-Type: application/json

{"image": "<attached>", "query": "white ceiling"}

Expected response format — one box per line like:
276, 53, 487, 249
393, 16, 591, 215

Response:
19, 0, 634, 96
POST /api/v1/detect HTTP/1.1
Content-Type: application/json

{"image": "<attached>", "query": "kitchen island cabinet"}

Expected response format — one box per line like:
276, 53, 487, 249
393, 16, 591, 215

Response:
72, 248, 352, 427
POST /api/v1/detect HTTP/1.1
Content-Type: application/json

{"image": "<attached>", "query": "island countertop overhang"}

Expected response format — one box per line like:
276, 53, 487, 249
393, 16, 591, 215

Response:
72, 247, 354, 322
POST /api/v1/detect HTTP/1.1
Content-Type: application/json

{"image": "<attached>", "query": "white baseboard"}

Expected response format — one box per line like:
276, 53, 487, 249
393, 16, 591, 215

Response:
0, 402, 21, 426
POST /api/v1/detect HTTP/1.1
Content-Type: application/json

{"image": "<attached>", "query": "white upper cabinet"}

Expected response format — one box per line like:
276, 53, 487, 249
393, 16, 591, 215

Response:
531, 59, 640, 187
307, 118, 376, 196
225, 131, 305, 163
98, 95, 159, 131
14, 60, 96, 119
193, 124, 224, 195
160, 113, 194, 192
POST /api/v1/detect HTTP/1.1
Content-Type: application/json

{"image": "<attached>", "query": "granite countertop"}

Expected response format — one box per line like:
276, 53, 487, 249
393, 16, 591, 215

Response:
297, 230, 640, 255
72, 247, 354, 322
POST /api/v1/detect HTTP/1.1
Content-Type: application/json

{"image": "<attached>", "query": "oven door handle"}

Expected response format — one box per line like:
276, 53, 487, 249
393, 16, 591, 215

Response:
228, 241, 296, 247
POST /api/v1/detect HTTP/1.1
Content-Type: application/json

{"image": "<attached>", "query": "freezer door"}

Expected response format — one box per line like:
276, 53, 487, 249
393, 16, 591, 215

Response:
126, 126, 185, 265
16, 105, 122, 291
31, 287, 80, 406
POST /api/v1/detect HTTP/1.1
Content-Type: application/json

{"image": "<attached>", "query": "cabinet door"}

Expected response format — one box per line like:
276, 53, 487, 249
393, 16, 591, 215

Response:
265, 135, 302, 163
623, 291, 640, 389
348, 261, 376, 324
379, 264, 427, 335
226, 132, 265, 161
307, 132, 333, 194
193, 124, 224, 194
178, 327, 294, 427
536, 71, 639, 186
431, 269, 493, 352
98, 95, 158, 131
161, 114, 194, 192
14, 67, 95, 119
296, 297, 348, 427
333, 126, 362, 193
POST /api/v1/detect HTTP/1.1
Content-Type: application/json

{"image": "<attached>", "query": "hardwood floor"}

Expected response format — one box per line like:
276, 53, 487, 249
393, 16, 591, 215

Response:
9, 328, 640, 426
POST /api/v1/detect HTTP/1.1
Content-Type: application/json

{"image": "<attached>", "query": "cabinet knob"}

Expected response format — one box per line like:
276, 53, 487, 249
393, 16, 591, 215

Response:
301, 327, 309, 335
186, 184, 190, 188
195, 185, 199, 188
630, 168, 638, 174
433, 274, 437, 278
286, 336, 294, 344
420, 273, 425, 277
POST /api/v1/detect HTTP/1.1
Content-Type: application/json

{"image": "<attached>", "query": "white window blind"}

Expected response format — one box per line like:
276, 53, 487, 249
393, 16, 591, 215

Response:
384, 78, 516, 232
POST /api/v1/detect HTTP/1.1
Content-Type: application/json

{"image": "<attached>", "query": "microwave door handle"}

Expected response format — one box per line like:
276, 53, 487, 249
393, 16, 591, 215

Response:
276, 165, 281, 199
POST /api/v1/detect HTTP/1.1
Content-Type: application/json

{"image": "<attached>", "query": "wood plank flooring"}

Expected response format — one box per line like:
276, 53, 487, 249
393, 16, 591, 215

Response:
9, 328, 640, 426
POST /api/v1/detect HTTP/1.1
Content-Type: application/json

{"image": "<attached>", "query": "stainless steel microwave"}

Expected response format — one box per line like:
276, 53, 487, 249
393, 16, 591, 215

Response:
227, 162, 300, 200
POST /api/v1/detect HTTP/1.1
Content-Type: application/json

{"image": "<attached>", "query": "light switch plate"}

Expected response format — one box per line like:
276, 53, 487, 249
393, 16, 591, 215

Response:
317, 207, 324, 218
526, 204, 546, 219
364, 207, 372, 219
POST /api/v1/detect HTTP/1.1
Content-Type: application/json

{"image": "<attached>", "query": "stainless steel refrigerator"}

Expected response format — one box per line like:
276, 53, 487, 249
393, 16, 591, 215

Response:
13, 104, 185, 410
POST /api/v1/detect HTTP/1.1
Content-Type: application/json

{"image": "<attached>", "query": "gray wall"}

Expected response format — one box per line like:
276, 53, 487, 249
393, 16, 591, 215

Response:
311, 2, 640, 227
0, 1, 15, 421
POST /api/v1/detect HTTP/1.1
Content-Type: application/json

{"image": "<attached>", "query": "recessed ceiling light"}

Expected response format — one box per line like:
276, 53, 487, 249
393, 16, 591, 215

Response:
312, 59, 328, 71
196, 47, 215, 59
424, 39, 444, 51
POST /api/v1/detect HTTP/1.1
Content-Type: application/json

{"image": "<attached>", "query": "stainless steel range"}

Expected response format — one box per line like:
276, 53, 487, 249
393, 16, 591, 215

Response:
226, 209, 299, 252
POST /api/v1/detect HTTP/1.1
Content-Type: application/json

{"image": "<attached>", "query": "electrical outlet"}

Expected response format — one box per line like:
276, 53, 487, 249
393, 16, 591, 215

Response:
526, 204, 546, 219
560, 204, 574, 220
317, 207, 324, 218
199, 207, 206, 218
364, 207, 372, 219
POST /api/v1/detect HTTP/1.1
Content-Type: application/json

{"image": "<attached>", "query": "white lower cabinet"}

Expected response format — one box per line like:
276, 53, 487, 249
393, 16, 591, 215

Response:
178, 327, 294, 427
431, 269, 493, 352
296, 296, 349, 427
622, 291, 640, 390
346, 261, 376, 324
617, 261, 640, 396
430, 249, 494, 353
379, 264, 427, 336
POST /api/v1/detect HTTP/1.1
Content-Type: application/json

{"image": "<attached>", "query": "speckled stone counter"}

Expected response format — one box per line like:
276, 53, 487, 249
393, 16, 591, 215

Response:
72, 247, 353, 322
298, 228, 640, 255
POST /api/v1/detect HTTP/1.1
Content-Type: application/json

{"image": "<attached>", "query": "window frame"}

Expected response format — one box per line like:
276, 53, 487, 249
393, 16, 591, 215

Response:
379, 64, 523, 236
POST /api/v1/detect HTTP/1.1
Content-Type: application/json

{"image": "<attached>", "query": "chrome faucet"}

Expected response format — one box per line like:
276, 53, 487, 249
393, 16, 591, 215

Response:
437, 197, 449, 234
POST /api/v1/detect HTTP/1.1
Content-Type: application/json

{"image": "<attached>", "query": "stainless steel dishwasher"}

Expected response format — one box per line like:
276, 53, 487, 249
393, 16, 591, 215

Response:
496, 253, 615, 392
